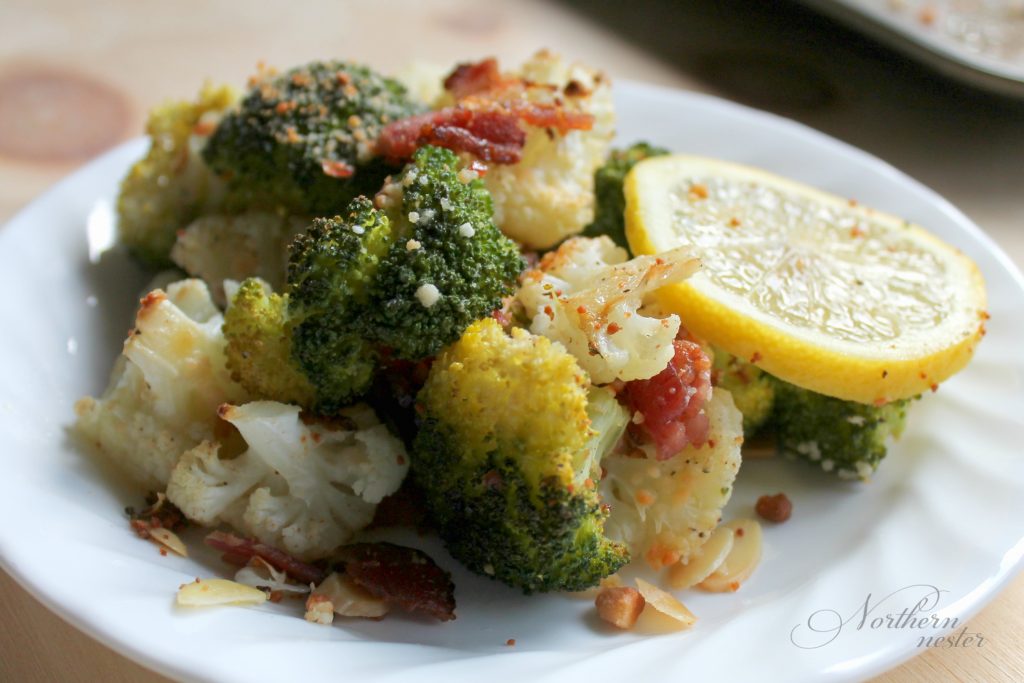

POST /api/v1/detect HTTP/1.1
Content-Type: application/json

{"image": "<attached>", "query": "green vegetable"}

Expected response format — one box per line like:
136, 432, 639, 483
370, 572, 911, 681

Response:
224, 197, 386, 413
413, 318, 629, 593
363, 145, 524, 360
771, 379, 913, 480
117, 84, 238, 266
583, 142, 668, 252
203, 61, 422, 216
224, 147, 523, 411
711, 347, 776, 436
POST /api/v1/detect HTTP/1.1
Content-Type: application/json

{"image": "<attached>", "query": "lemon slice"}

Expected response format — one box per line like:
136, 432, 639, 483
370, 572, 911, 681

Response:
625, 155, 987, 404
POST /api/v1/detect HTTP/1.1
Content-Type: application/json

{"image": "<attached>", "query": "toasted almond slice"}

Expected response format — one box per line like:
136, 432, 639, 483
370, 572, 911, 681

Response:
312, 572, 389, 619
635, 578, 696, 629
147, 527, 188, 557
235, 557, 310, 595
176, 578, 267, 607
696, 518, 763, 593
666, 525, 735, 589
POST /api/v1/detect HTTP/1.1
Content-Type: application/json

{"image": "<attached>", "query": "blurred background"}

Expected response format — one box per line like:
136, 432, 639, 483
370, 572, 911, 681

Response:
1, 0, 1021, 680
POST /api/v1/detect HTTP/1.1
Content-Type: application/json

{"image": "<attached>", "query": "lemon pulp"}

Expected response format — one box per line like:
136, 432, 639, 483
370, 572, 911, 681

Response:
625, 155, 987, 404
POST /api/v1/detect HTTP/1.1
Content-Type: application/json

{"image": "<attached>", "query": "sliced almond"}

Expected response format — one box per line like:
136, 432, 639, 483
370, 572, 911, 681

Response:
311, 572, 389, 619
666, 525, 734, 589
235, 557, 310, 595
635, 578, 696, 629
176, 578, 268, 607
147, 527, 188, 558
696, 518, 763, 593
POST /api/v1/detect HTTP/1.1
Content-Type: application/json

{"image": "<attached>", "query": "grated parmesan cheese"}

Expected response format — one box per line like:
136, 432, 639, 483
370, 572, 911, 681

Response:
415, 283, 441, 308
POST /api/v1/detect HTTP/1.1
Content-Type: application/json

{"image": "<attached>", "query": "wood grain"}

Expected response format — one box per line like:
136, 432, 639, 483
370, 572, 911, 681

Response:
1, 0, 1022, 681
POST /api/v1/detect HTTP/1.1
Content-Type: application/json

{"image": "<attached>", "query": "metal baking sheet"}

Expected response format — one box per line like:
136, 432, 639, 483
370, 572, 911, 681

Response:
797, 0, 1024, 97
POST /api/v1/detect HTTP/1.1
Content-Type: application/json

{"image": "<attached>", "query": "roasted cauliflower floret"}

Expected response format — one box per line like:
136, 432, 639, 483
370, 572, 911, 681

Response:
601, 389, 744, 570
117, 84, 238, 266
170, 211, 308, 307
482, 51, 615, 249
74, 280, 248, 489
166, 401, 408, 561
202, 61, 423, 216
517, 236, 700, 383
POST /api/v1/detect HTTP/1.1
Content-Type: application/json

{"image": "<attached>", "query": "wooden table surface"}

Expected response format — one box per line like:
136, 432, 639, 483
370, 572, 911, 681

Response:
1, 1, 1022, 681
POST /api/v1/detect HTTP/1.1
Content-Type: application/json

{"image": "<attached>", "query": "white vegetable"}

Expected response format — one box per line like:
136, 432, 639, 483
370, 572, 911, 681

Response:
484, 51, 615, 249
517, 236, 700, 383
234, 557, 310, 595
170, 211, 307, 307
166, 401, 409, 561
601, 390, 743, 569
74, 279, 248, 490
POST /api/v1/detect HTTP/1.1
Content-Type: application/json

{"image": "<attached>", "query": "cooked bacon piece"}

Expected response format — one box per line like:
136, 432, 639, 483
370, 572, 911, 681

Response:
621, 338, 713, 459
368, 482, 428, 531
443, 58, 504, 100
376, 107, 524, 164
376, 103, 593, 165
204, 531, 327, 586
127, 492, 187, 536
337, 543, 456, 621
321, 159, 355, 178
513, 105, 593, 133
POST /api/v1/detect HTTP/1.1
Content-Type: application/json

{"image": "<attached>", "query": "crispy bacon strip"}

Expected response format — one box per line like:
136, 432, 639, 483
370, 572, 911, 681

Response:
127, 492, 187, 534
443, 58, 504, 100
337, 543, 456, 621
204, 531, 327, 586
376, 107, 524, 164
321, 159, 355, 178
368, 482, 429, 530
621, 337, 713, 460
376, 103, 593, 165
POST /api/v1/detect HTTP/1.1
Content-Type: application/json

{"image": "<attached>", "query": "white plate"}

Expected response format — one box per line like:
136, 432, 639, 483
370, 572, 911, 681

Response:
1, 81, 1023, 683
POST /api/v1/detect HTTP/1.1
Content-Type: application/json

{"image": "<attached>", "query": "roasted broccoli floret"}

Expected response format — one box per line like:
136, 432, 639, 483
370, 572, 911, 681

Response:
582, 142, 668, 252
364, 145, 524, 359
203, 61, 422, 215
117, 83, 238, 265
711, 347, 776, 436
223, 197, 387, 413
771, 379, 913, 480
225, 148, 522, 408
223, 279, 317, 408
413, 318, 629, 593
